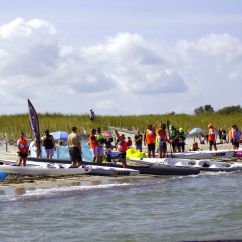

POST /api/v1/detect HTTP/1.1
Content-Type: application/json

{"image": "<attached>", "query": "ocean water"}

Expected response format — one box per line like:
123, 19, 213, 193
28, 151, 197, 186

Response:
0, 172, 242, 242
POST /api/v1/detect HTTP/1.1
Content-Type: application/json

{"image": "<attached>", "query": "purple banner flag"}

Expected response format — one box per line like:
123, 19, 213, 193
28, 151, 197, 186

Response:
28, 99, 40, 140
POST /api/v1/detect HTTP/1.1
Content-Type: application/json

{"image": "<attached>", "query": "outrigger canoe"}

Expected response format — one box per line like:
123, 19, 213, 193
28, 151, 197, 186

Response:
26, 157, 200, 176
127, 157, 242, 172
165, 149, 236, 159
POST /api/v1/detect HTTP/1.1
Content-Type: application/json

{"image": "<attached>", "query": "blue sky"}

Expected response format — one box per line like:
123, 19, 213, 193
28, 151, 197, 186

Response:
0, 0, 242, 115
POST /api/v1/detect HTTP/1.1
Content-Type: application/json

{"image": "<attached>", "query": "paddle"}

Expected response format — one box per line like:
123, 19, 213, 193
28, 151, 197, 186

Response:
166, 120, 173, 158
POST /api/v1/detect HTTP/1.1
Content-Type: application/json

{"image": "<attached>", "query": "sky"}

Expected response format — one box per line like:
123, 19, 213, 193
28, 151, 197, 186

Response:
0, 0, 242, 115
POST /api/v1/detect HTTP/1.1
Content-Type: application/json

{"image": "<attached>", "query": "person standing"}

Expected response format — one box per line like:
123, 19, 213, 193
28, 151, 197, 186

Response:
208, 123, 217, 151
177, 128, 186, 152
117, 134, 128, 168
89, 128, 97, 163
156, 128, 168, 158
17, 132, 29, 166
90, 109, 95, 121
134, 129, 143, 152
127, 137, 132, 148
42, 129, 55, 159
95, 127, 105, 164
230, 124, 241, 150
67, 126, 83, 167
169, 125, 179, 153
144, 124, 156, 158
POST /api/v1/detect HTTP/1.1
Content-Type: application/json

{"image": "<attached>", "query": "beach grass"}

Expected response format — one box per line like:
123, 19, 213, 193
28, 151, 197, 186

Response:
0, 112, 242, 142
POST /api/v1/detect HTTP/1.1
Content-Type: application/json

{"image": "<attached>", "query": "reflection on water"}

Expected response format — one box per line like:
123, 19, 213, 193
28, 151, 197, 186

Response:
4, 187, 26, 196
0, 175, 145, 200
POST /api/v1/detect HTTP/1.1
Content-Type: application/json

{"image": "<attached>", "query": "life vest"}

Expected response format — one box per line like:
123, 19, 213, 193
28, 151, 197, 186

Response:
118, 140, 128, 152
208, 128, 216, 141
145, 130, 155, 144
89, 135, 97, 148
178, 131, 186, 141
18, 138, 29, 154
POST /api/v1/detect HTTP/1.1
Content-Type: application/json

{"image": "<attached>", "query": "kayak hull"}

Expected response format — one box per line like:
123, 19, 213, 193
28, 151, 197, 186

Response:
166, 150, 236, 159
128, 157, 242, 172
27, 157, 200, 176
0, 164, 91, 176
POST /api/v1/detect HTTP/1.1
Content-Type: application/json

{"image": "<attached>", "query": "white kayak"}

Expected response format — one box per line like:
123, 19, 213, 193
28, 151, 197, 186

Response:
0, 164, 92, 176
128, 157, 242, 172
165, 149, 236, 159
0, 159, 140, 177
90, 165, 140, 176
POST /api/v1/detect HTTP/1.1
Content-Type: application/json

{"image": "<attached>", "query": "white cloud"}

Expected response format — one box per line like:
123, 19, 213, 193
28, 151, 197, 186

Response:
0, 18, 242, 115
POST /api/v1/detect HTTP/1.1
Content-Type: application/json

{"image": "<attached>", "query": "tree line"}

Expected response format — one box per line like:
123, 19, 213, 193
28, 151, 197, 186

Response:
194, 105, 242, 115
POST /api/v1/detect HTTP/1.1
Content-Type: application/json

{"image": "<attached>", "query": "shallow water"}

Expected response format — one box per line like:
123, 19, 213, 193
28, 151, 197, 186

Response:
0, 172, 242, 242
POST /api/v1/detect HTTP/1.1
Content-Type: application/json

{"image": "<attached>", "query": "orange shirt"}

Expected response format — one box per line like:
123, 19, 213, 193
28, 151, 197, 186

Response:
145, 130, 155, 144
89, 135, 97, 148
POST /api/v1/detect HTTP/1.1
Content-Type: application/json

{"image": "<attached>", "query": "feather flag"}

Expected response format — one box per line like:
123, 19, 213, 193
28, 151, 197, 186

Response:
27, 99, 40, 140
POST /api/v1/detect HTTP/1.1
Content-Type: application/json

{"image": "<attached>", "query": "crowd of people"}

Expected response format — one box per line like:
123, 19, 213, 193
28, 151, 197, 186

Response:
16, 122, 241, 167
143, 123, 187, 158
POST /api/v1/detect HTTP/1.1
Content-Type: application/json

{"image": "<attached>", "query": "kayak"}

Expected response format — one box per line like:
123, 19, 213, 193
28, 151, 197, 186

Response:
90, 165, 140, 176
0, 164, 92, 176
26, 157, 200, 176
128, 157, 242, 172
0, 159, 140, 177
165, 149, 236, 159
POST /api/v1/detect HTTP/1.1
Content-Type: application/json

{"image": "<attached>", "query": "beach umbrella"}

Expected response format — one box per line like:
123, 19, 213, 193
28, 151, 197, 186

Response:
189, 128, 203, 142
189, 128, 203, 135
50, 131, 69, 141
102, 131, 112, 138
